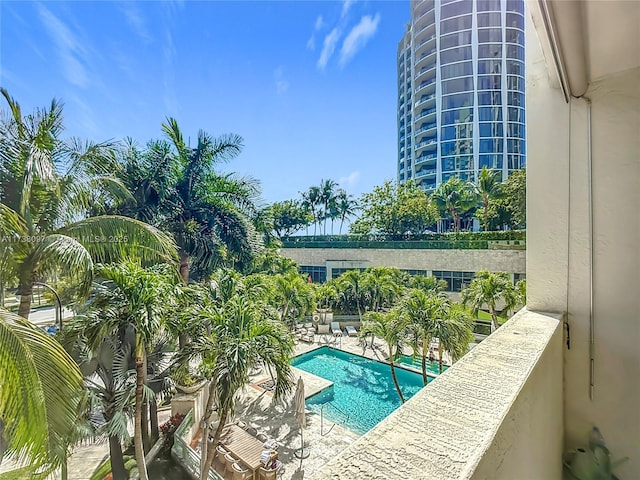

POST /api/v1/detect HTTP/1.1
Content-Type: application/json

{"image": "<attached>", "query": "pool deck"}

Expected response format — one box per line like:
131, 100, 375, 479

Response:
227, 334, 452, 479
0, 335, 452, 480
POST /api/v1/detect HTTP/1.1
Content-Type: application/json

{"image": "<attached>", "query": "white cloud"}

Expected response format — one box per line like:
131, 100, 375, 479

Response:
120, 3, 153, 44
339, 171, 361, 188
315, 15, 324, 30
317, 28, 341, 71
339, 13, 381, 67
37, 5, 88, 88
274, 66, 289, 94
306, 36, 315, 51
341, 0, 356, 19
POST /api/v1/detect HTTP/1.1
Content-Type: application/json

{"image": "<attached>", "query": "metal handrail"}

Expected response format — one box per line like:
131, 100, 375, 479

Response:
320, 401, 350, 436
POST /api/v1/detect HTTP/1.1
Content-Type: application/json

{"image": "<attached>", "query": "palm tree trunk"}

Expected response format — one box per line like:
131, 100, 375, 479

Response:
179, 251, 190, 284
438, 343, 444, 374
135, 350, 149, 480
339, 218, 344, 235
142, 400, 150, 452
150, 399, 159, 442
200, 381, 217, 477
489, 305, 499, 332
17, 280, 33, 319
141, 354, 151, 452
388, 353, 405, 403
201, 410, 227, 480
108, 435, 128, 480
421, 338, 428, 385
483, 198, 489, 231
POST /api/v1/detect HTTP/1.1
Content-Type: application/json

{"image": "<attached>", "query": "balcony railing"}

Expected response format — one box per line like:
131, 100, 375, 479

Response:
414, 94, 435, 108
414, 139, 437, 151
416, 153, 437, 162
309, 308, 563, 480
415, 123, 437, 134
415, 79, 436, 95
415, 108, 436, 120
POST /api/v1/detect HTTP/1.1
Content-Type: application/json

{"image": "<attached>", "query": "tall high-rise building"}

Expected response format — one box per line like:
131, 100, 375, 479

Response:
398, 0, 526, 191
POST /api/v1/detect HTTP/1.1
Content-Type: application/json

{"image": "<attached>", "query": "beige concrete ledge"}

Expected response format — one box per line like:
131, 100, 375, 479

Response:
309, 308, 564, 480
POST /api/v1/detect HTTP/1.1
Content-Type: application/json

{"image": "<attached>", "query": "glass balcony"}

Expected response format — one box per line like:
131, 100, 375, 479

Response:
414, 139, 437, 151
415, 123, 437, 135
415, 107, 436, 120
414, 94, 436, 108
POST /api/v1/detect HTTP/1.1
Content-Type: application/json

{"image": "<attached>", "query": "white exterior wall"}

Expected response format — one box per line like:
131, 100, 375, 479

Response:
310, 309, 563, 480
526, 4, 640, 477
280, 247, 525, 275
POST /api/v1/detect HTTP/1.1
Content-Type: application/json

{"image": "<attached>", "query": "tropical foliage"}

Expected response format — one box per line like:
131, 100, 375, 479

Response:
0, 309, 85, 474
350, 180, 439, 236
359, 310, 408, 403
0, 90, 177, 319
432, 177, 478, 233
461, 270, 517, 332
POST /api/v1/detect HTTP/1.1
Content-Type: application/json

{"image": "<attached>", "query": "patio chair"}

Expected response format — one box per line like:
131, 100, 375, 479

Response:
259, 467, 278, 480
345, 325, 358, 337
232, 462, 252, 480
256, 432, 268, 442
214, 445, 228, 475
236, 420, 248, 430
246, 426, 258, 437
301, 333, 314, 343
331, 322, 342, 336
225, 452, 238, 476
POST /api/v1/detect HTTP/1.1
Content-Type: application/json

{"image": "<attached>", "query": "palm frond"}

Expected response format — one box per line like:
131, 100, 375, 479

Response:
31, 234, 94, 298
0, 309, 85, 471
0, 203, 27, 237
60, 215, 178, 266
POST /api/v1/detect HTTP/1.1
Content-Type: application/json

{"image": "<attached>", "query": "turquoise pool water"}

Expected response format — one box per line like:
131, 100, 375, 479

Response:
290, 347, 425, 435
395, 354, 449, 375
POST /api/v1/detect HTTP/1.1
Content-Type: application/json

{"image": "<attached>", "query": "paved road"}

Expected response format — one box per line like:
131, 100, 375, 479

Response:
25, 306, 74, 326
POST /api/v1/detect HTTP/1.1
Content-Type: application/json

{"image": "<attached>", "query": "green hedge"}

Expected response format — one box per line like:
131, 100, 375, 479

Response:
281, 231, 525, 250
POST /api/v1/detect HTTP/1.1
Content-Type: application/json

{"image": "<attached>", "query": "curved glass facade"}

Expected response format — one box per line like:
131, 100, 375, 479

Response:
398, 0, 526, 190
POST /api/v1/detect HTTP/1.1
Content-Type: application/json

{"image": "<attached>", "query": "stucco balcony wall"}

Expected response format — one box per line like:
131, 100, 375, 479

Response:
309, 308, 563, 480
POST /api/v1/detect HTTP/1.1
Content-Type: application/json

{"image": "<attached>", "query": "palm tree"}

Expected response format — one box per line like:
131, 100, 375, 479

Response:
334, 189, 358, 235
0, 309, 85, 474
187, 295, 294, 479
0, 89, 178, 319
81, 261, 177, 480
61, 329, 134, 480
400, 289, 448, 384
270, 270, 316, 326
429, 303, 474, 374
362, 267, 403, 313
432, 177, 478, 232
319, 179, 337, 235
143, 118, 263, 281
474, 166, 503, 231
359, 310, 408, 403
461, 270, 517, 332
336, 270, 367, 321
301, 186, 321, 236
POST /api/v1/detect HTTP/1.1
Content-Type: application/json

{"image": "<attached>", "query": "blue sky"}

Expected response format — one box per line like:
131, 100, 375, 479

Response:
0, 0, 410, 205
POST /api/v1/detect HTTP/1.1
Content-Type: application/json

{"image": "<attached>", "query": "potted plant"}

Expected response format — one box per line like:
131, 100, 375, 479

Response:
172, 366, 206, 394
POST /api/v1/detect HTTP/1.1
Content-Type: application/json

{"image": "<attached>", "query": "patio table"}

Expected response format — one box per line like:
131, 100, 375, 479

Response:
220, 424, 274, 480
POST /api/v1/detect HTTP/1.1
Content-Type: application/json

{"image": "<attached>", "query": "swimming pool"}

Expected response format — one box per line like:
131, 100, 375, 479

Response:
395, 354, 449, 375
290, 347, 425, 435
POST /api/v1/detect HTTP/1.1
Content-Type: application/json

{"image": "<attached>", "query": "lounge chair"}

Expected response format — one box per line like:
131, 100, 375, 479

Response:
331, 322, 342, 336
301, 333, 314, 343
345, 325, 358, 337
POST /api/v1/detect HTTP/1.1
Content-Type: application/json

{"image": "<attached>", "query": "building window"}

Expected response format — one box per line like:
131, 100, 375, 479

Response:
331, 267, 366, 279
299, 266, 326, 284
432, 271, 476, 292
